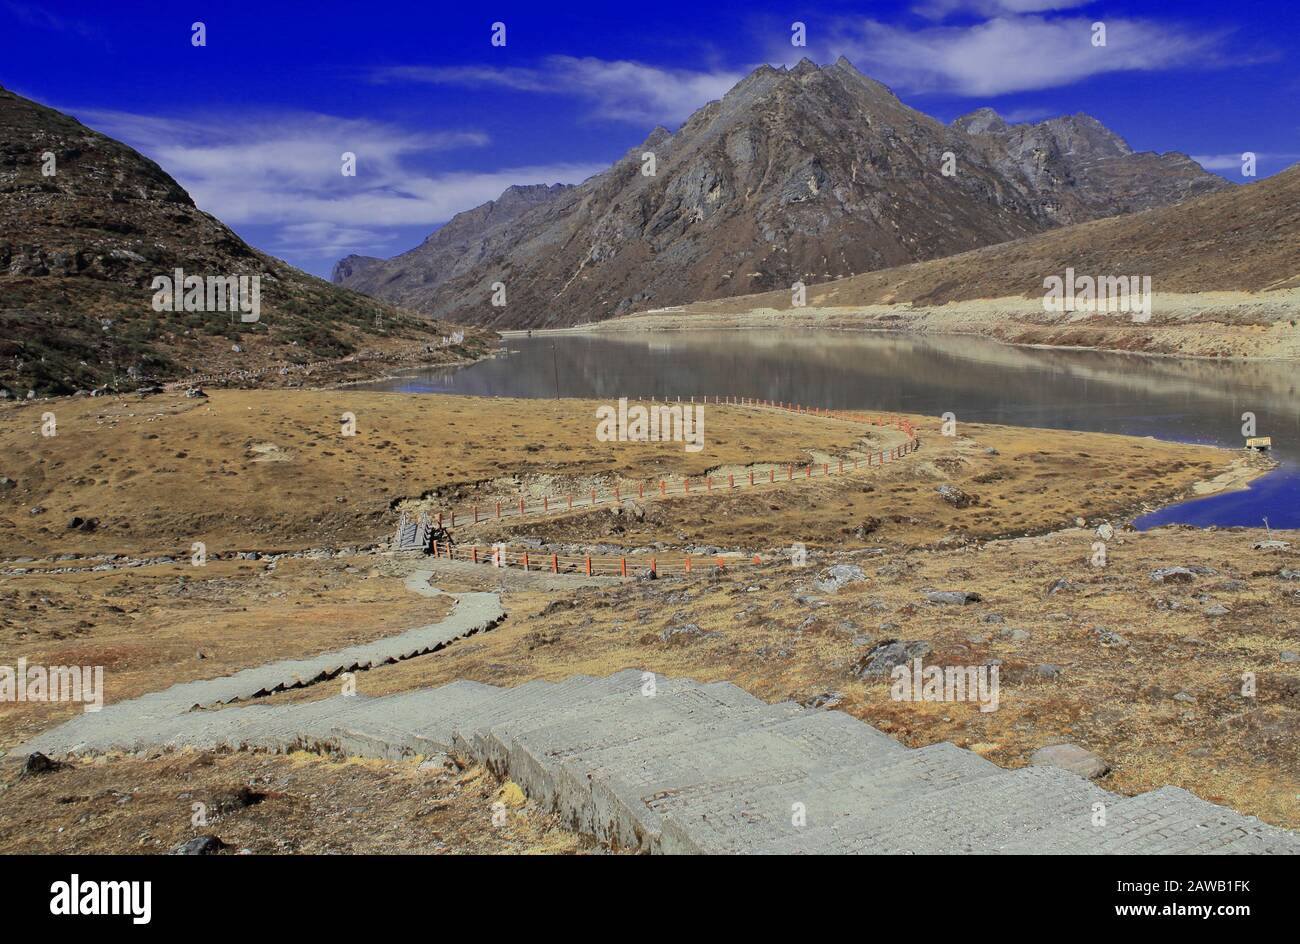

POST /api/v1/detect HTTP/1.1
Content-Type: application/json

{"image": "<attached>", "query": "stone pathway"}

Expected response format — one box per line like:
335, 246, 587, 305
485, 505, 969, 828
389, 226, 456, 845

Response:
17, 574, 1299, 854
17, 572, 502, 757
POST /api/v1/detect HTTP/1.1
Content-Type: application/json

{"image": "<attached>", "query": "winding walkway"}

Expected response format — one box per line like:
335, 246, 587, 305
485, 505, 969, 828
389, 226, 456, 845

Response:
16, 573, 502, 757
15, 572, 1299, 854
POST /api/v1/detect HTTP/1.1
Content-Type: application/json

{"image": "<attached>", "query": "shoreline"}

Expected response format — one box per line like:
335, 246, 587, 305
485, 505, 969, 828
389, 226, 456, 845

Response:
501, 291, 1300, 363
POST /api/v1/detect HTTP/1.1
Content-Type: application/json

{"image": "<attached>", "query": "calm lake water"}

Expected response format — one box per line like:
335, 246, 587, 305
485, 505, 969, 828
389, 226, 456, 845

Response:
360, 330, 1300, 529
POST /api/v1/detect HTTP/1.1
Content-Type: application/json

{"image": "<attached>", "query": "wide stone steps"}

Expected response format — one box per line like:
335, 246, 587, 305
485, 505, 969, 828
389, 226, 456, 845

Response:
23, 670, 1300, 854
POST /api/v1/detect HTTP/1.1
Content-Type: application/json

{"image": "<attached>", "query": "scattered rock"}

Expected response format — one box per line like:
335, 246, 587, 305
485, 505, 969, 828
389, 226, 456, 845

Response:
936, 484, 974, 508
540, 598, 576, 617
1035, 664, 1062, 679
1094, 627, 1128, 648
1281, 651, 1299, 664
1203, 603, 1229, 617
417, 753, 459, 775
1045, 577, 1074, 595
209, 785, 266, 814
1149, 566, 1198, 583
660, 623, 720, 645
814, 564, 866, 593
997, 627, 1032, 643
1173, 691, 1196, 703
22, 752, 65, 776
1029, 743, 1109, 780
170, 835, 229, 855
924, 590, 982, 605
799, 691, 843, 710
981, 613, 1005, 624
852, 639, 932, 678
1253, 540, 1290, 551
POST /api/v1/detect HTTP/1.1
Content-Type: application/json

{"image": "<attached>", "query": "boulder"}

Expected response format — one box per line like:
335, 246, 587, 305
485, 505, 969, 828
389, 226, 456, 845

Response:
925, 590, 982, 605
852, 639, 932, 678
814, 564, 866, 593
1029, 743, 1109, 779
170, 835, 229, 855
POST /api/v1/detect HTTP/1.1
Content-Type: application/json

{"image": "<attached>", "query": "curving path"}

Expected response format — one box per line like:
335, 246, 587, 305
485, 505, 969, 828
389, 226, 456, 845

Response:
15, 572, 502, 757
13, 571, 1299, 854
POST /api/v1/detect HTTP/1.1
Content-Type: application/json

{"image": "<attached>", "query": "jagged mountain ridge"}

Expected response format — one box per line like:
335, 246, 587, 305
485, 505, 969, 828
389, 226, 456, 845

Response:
334, 57, 1229, 329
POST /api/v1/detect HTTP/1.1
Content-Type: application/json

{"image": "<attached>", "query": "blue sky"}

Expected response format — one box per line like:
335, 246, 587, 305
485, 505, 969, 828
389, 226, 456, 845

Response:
2, 0, 1296, 277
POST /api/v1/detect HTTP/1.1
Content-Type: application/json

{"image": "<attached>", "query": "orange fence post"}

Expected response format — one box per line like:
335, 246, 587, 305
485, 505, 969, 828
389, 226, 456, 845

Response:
769, 469, 775, 483
552, 554, 558, 574
787, 465, 793, 481
685, 479, 690, 494
824, 463, 830, 476
519, 498, 525, 515
473, 505, 479, 523
620, 557, 627, 577
522, 552, 529, 571
544, 496, 549, 513
685, 555, 692, 574
650, 557, 657, 575
749, 471, 755, 486
568, 495, 573, 511
472, 547, 479, 564
585, 556, 592, 576
496, 502, 501, 519
591, 488, 597, 505
729, 473, 735, 489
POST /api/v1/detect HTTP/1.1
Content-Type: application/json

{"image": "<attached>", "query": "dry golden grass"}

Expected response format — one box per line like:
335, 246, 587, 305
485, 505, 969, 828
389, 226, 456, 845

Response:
0, 390, 870, 558
464, 416, 1245, 551
0, 557, 446, 748
0, 749, 601, 855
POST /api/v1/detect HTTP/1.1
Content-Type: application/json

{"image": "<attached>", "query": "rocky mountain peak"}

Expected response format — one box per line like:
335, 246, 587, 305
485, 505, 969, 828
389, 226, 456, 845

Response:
952, 107, 1009, 136
333, 60, 1231, 329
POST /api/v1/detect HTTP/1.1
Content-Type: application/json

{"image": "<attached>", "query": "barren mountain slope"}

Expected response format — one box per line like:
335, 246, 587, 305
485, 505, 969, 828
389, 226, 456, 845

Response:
0, 85, 491, 395
694, 161, 1300, 312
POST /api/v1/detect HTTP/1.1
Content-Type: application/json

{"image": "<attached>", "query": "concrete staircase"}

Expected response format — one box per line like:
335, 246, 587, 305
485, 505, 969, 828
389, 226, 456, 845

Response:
23, 669, 1300, 854
393, 514, 432, 551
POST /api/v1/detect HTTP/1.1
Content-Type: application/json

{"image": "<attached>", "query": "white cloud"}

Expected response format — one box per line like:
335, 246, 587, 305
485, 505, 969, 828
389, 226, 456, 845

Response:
912, 0, 1094, 20
70, 107, 604, 261
372, 55, 742, 125
999, 106, 1057, 123
1191, 152, 1299, 171
825, 15, 1227, 96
